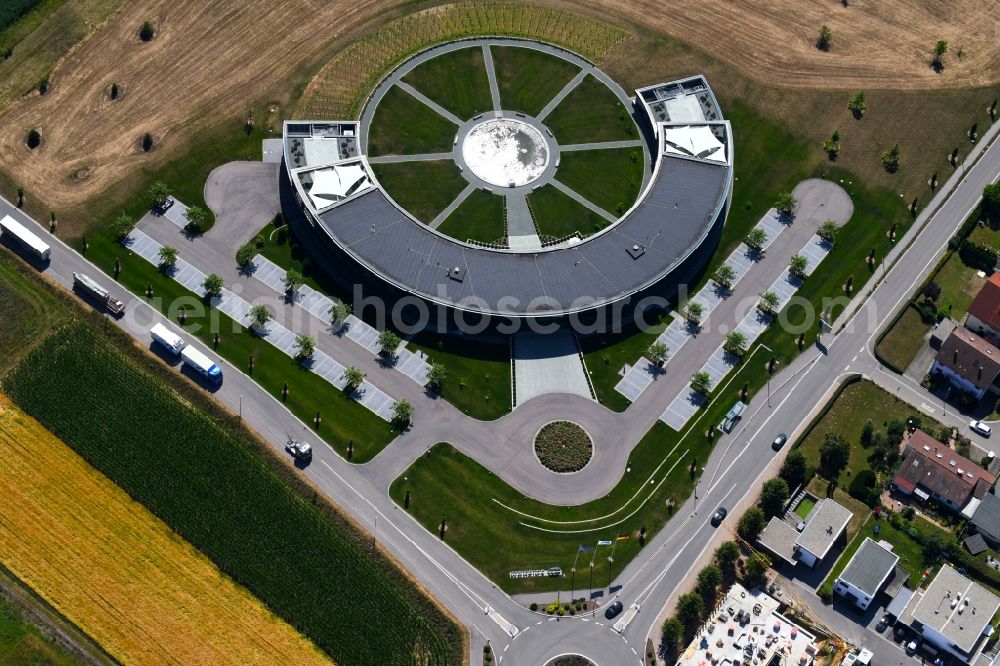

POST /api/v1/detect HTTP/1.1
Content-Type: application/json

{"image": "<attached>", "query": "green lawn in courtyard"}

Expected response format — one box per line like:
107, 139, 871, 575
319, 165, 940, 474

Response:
434, 189, 506, 244
796, 380, 940, 481
875, 304, 932, 373
366, 86, 458, 156
402, 46, 493, 121
555, 147, 644, 217
491, 45, 580, 117
527, 184, 608, 239
794, 496, 816, 519
373, 160, 467, 223
543, 74, 635, 144
79, 231, 396, 463
408, 332, 511, 420
578, 319, 664, 412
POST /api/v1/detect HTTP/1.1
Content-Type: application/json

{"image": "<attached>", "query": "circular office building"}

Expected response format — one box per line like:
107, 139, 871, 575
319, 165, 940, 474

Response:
281, 39, 732, 329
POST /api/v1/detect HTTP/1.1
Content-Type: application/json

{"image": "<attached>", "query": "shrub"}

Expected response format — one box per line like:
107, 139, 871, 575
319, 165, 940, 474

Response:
534, 421, 592, 473
26, 128, 41, 149
378, 330, 402, 357
294, 335, 316, 361
184, 206, 209, 234
392, 399, 413, 425
141, 132, 153, 152
881, 143, 902, 173
235, 242, 256, 268
848, 470, 879, 506
817, 25, 832, 51
201, 273, 224, 298
959, 240, 998, 271
111, 213, 135, 240
745, 228, 767, 252
760, 478, 790, 518
737, 507, 767, 542
139, 20, 155, 42
773, 192, 797, 217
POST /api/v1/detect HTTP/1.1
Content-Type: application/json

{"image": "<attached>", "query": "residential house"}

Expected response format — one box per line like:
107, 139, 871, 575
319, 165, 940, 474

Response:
971, 490, 1000, 547
757, 498, 853, 569
898, 565, 1000, 665
833, 538, 903, 611
965, 272, 1000, 343
930, 325, 1000, 400
893, 430, 996, 518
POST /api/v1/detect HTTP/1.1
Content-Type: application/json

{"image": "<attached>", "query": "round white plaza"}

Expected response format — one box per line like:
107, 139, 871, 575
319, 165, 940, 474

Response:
461, 118, 548, 187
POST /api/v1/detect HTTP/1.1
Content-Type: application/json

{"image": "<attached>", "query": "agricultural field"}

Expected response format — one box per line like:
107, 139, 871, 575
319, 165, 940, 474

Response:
435, 188, 506, 244
2, 321, 464, 666
527, 184, 609, 239
367, 85, 458, 156
492, 45, 580, 117
0, 394, 331, 666
555, 147, 644, 216
402, 46, 492, 120
373, 160, 468, 223
543, 74, 635, 144
0, 248, 69, 375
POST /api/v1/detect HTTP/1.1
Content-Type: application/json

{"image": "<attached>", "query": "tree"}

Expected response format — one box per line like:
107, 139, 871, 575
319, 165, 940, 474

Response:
744, 553, 770, 588
817, 24, 832, 51
201, 273, 224, 298
819, 432, 850, 479
737, 507, 767, 542
881, 143, 902, 173
427, 362, 447, 391
110, 82, 119, 100
713, 263, 736, 289
724, 331, 747, 357
247, 304, 271, 329
745, 227, 768, 252
111, 213, 135, 240
329, 300, 351, 328
823, 130, 841, 159
848, 91, 866, 118
282, 269, 304, 293
780, 449, 809, 488
139, 20, 155, 42
932, 40, 949, 71
697, 564, 723, 602
157, 245, 178, 270
715, 541, 741, 579
392, 399, 414, 425
690, 371, 712, 395
141, 132, 153, 152
647, 342, 669, 367
684, 301, 704, 325
758, 290, 780, 316
378, 330, 401, 357
789, 254, 809, 279
26, 128, 41, 149
760, 477, 790, 518
773, 192, 797, 217
982, 182, 1000, 222
184, 205, 208, 233
921, 530, 949, 563
675, 592, 704, 632
294, 335, 316, 361
235, 242, 256, 268
148, 181, 170, 208
818, 219, 841, 245
343, 366, 366, 391
661, 617, 684, 652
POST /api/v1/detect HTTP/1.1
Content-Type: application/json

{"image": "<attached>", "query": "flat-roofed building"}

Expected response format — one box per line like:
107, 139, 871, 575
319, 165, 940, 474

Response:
757, 498, 853, 569
833, 538, 901, 611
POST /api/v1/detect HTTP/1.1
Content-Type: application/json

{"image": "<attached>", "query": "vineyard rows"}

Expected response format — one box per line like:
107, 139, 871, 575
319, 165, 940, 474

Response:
299, 2, 628, 119
3, 321, 463, 666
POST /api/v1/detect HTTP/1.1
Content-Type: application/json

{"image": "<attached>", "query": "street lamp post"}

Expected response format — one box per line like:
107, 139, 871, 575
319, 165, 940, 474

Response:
238, 394, 243, 431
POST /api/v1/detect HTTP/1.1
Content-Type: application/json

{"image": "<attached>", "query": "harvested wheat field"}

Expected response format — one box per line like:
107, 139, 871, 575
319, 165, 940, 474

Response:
0, 394, 332, 666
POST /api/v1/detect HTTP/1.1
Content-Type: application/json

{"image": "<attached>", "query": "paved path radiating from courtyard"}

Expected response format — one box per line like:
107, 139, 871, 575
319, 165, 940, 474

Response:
482, 43, 502, 113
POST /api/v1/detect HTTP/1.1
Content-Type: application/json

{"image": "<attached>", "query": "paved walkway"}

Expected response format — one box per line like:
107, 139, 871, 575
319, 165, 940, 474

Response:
505, 193, 539, 247
396, 81, 463, 126
482, 43, 502, 113
537, 68, 589, 121
513, 329, 592, 405
561, 140, 644, 152
429, 183, 475, 229
550, 178, 616, 221
369, 152, 453, 164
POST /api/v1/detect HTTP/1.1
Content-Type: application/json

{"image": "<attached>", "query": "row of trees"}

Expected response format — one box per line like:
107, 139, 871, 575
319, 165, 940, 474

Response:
737, 448, 810, 543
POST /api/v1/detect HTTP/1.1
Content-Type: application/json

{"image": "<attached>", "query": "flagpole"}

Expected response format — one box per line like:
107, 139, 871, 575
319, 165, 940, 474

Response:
607, 539, 619, 591
588, 540, 600, 607
571, 547, 581, 603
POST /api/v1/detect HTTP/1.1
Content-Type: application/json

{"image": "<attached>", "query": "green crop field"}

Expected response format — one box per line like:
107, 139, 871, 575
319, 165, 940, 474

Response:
367, 86, 458, 157
0, 249, 70, 376
435, 188, 506, 244
3, 321, 463, 666
0, 0, 43, 32
527, 184, 608, 240
374, 160, 468, 223
402, 46, 493, 120
556, 147, 644, 216
543, 74, 635, 144
491, 45, 580, 117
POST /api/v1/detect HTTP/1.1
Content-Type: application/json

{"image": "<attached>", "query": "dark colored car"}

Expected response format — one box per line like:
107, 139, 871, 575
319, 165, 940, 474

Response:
711, 507, 728, 527
604, 600, 624, 620
159, 196, 175, 212
772, 433, 788, 450
875, 616, 889, 633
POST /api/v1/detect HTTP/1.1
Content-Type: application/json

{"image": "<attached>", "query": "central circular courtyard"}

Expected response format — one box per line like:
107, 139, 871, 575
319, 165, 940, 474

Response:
461, 118, 548, 187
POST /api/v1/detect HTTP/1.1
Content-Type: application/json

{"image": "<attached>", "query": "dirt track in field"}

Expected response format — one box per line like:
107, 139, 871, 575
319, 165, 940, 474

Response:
0, 0, 997, 218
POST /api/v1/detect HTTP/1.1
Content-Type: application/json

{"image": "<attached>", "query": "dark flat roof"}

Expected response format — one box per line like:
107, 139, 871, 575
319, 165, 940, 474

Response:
316, 154, 728, 316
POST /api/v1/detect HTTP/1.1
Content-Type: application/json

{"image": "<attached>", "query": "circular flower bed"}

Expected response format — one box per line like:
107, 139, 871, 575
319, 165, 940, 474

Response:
534, 421, 593, 473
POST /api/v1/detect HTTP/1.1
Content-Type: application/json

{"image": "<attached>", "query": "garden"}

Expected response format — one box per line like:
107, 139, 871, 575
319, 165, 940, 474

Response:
534, 421, 593, 472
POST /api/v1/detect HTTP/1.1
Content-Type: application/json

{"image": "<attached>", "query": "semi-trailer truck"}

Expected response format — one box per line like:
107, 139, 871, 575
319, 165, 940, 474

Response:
180, 345, 222, 384
150, 323, 186, 355
73, 272, 125, 315
0, 214, 50, 261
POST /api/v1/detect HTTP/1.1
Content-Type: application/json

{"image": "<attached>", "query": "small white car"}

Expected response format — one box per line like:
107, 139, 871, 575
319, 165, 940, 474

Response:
285, 439, 312, 460
970, 420, 992, 437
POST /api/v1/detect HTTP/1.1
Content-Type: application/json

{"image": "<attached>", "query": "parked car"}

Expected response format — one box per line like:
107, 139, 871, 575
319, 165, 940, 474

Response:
894, 625, 908, 643
604, 600, 623, 620
711, 507, 728, 527
159, 196, 174, 212
875, 616, 889, 633
906, 639, 921, 656
285, 439, 312, 460
970, 420, 992, 437
771, 433, 788, 450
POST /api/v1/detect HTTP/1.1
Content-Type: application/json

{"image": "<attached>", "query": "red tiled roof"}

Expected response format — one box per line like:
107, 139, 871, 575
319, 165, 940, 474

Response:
968, 272, 1000, 334
934, 325, 1000, 391
893, 430, 997, 506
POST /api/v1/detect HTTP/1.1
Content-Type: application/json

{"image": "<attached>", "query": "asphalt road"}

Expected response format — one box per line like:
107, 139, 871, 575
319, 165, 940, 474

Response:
1, 119, 998, 664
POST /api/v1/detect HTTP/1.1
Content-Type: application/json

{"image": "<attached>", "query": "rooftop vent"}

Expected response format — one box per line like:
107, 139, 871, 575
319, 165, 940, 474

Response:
958, 468, 964, 476
924, 445, 932, 451
950, 460, 957, 466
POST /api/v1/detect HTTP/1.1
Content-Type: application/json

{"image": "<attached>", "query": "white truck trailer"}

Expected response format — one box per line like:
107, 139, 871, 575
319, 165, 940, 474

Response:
0, 214, 50, 261
180, 345, 222, 384
150, 322, 186, 355
73, 272, 125, 315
